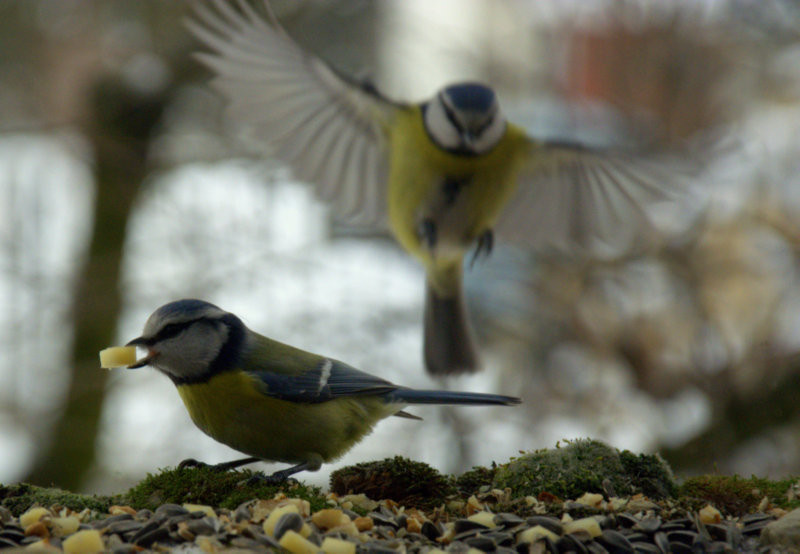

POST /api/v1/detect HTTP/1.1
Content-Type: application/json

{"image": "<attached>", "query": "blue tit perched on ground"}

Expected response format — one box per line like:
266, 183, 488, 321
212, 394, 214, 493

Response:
188, 1, 697, 375
124, 299, 521, 482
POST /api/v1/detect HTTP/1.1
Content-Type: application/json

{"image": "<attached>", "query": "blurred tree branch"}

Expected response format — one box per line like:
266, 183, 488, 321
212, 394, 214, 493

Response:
25, 74, 170, 489
0, 0, 197, 491
661, 353, 800, 472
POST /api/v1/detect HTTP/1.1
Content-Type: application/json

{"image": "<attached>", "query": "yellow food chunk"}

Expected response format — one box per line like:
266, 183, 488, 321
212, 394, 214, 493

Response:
564, 517, 602, 538
51, 516, 81, 536
699, 504, 722, 524
183, 503, 216, 518
576, 492, 604, 509
467, 511, 497, 528
20, 507, 50, 528
354, 516, 374, 532
332, 521, 358, 537
99, 346, 137, 368
62, 529, 104, 554
24, 521, 49, 538
311, 508, 350, 530
109, 505, 137, 516
278, 530, 320, 554
516, 525, 560, 545
340, 494, 378, 512
320, 537, 356, 554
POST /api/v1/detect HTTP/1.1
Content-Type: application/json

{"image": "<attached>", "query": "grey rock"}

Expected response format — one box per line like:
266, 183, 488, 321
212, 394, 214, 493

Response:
106, 518, 145, 537
761, 508, 800, 549
154, 503, 188, 517
184, 516, 216, 536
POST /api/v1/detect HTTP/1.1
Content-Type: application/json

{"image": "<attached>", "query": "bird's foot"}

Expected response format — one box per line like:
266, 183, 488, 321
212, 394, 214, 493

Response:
470, 229, 494, 267
241, 460, 314, 486
178, 458, 209, 470
243, 471, 298, 487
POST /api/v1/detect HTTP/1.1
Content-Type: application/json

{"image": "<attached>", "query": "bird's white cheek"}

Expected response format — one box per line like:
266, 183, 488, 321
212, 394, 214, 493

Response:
472, 117, 506, 155
424, 102, 462, 151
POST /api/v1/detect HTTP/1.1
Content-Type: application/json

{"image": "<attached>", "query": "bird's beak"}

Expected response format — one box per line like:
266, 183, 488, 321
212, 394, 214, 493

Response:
461, 130, 477, 152
125, 337, 157, 369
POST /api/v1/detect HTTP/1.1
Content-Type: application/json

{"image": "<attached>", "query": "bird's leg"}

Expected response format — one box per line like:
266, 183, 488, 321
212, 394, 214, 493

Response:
418, 218, 437, 251
211, 457, 261, 471
178, 457, 260, 472
245, 461, 315, 486
469, 229, 494, 268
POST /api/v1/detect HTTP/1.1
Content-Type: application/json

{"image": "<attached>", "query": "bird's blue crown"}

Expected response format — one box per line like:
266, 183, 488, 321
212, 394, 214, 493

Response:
156, 299, 221, 319
443, 83, 496, 112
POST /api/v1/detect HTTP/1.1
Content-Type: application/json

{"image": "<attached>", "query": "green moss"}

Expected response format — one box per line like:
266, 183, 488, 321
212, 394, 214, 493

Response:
0, 482, 118, 515
493, 439, 676, 500
330, 456, 457, 510
619, 450, 677, 498
750, 476, 800, 510
15, 445, 800, 521
680, 475, 800, 515
123, 466, 327, 512
454, 464, 498, 496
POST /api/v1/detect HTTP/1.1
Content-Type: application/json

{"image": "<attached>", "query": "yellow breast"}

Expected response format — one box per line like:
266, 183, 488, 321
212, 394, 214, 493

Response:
386, 108, 529, 264
176, 371, 397, 464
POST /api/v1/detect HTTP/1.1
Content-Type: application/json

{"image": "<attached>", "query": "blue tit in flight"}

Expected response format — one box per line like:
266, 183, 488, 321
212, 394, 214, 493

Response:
124, 299, 520, 482
187, 1, 696, 375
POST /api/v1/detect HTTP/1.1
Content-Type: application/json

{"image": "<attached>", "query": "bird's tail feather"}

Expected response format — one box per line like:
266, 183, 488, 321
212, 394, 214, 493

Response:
389, 388, 520, 406
424, 273, 480, 375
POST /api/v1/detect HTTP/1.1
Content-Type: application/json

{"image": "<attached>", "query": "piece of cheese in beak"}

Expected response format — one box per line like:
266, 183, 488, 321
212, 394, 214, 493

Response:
99, 346, 138, 368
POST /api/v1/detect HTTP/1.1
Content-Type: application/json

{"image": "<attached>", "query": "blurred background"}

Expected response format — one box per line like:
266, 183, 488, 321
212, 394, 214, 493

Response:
1, 0, 800, 494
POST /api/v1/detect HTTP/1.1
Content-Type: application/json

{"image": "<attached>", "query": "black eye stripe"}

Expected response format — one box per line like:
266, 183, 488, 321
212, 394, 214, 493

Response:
475, 115, 494, 135
439, 92, 464, 133
153, 321, 191, 342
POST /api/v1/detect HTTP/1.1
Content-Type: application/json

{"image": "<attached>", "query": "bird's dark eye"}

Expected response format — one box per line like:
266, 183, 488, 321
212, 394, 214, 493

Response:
154, 322, 186, 341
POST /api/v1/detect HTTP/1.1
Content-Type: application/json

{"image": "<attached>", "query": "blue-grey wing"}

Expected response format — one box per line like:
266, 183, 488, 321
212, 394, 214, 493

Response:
248, 357, 398, 403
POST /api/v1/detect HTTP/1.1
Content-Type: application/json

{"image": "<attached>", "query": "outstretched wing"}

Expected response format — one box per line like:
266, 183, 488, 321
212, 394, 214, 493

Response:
496, 137, 704, 257
188, 0, 404, 227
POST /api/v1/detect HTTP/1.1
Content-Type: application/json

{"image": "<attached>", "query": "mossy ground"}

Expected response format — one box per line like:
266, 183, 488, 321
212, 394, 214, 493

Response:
0, 467, 326, 517
2, 441, 797, 519
0, 482, 117, 515
679, 474, 800, 515
491, 438, 676, 500
330, 456, 457, 511
125, 466, 327, 512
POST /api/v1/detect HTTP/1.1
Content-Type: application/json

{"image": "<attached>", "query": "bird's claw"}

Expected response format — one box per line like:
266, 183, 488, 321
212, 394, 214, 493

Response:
242, 472, 298, 487
470, 229, 494, 268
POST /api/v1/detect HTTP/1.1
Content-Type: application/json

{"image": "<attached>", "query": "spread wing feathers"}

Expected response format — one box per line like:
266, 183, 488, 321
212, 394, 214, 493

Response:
496, 141, 702, 257
249, 357, 399, 404
188, 0, 401, 226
